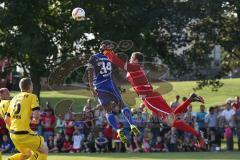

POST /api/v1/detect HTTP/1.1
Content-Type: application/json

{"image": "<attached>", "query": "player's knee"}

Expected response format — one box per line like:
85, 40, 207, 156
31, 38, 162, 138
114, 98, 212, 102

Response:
38, 144, 49, 155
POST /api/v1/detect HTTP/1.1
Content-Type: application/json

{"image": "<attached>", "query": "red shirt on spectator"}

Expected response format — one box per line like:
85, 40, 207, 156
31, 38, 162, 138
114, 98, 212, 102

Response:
232, 102, 240, 110
65, 120, 74, 136
42, 113, 56, 132
103, 123, 112, 139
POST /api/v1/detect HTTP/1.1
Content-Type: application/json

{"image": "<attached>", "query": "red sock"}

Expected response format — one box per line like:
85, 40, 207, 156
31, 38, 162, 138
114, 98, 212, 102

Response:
172, 120, 200, 137
173, 99, 191, 114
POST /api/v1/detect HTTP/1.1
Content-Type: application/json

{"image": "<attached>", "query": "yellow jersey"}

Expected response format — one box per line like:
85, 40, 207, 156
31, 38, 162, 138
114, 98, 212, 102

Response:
7, 92, 39, 132
0, 100, 10, 119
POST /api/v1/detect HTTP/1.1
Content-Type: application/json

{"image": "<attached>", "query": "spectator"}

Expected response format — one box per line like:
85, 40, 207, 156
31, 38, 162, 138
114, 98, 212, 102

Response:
205, 107, 218, 130
83, 105, 95, 135
166, 128, 178, 152
61, 135, 72, 153
184, 105, 196, 127
54, 133, 64, 152
41, 109, 56, 141
83, 132, 95, 153
143, 132, 153, 152
221, 101, 235, 151
94, 104, 106, 128
196, 105, 207, 137
232, 96, 240, 110
208, 129, 218, 151
103, 120, 113, 151
170, 95, 180, 109
0, 118, 8, 141
95, 132, 108, 152
133, 110, 146, 142
127, 136, 141, 153
0, 135, 13, 153
64, 116, 75, 138
138, 103, 149, 121
47, 135, 58, 153
235, 107, 240, 150
71, 128, 85, 153
112, 123, 122, 152
55, 114, 65, 134
151, 136, 167, 152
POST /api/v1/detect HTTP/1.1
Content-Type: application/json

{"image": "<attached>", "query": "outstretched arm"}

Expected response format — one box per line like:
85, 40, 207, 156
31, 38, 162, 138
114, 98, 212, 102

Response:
103, 50, 140, 72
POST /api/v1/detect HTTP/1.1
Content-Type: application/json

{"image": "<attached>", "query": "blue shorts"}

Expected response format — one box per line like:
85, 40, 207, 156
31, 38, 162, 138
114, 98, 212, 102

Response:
94, 80, 122, 106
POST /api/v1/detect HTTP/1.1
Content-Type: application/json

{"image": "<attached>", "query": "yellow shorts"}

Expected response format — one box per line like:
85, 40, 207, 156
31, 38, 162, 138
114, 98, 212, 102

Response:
0, 152, 2, 160
10, 132, 44, 154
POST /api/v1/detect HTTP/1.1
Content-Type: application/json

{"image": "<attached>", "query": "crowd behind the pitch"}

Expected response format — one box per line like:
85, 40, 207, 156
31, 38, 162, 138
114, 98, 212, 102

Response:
1, 96, 240, 153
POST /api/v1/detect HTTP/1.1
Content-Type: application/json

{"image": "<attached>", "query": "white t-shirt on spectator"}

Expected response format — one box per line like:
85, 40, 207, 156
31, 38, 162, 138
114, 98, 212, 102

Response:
221, 109, 235, 127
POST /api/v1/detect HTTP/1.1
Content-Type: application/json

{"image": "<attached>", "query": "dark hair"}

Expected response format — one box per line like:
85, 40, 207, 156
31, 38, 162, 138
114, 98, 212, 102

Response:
132, 52, 144, 63
19, 78, 32, 91
209, 107, 214, 112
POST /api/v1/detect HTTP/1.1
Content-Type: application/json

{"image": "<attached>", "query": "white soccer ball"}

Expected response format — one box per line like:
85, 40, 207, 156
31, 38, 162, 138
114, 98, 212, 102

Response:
72, 7, 85, 21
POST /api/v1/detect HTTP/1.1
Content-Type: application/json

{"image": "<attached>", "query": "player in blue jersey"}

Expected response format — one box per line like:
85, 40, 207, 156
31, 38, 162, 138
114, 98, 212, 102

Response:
86, 43, 140, 143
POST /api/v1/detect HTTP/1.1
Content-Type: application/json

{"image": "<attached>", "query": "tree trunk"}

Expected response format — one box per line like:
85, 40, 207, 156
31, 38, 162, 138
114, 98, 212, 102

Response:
30, 72, 41, 100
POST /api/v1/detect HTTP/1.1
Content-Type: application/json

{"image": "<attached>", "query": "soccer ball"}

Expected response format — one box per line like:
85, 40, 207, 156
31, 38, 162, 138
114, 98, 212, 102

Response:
72, 7, 85, 21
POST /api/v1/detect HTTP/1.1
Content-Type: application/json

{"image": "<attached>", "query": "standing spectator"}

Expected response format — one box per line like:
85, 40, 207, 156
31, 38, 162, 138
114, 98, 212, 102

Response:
133, 110, 146, 142
95, 132, 108, 152
55, 114, 65, 134
138, 103, 149, 121
205, 107, 218, 130
94, 104, 106, 128
235, 107, 240, 150
232, 96, 240, 110
221, 101, 235, 151
196, 105, 207, 137
0, 135, 13, 153
41, 109, 56, 141
64, 116, 75, 138
149, 114, 161, 140
83, 105, 95, 135
170, 95, 180, 109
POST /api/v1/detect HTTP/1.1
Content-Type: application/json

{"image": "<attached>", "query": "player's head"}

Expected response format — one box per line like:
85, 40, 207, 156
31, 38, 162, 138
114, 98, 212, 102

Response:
19, 78, 33, 93
130, 52, 144, 64
0, 88, 10, 100
99, 40, 115, 53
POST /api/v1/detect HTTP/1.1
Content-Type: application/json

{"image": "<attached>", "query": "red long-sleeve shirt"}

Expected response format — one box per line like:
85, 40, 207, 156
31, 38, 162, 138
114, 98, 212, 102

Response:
103, 50, 157, 97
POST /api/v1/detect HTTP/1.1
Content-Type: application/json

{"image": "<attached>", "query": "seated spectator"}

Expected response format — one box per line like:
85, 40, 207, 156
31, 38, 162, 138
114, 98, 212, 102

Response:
95, 132, 108, 152
41, 109, 56, 141
112, 128, 122, 152
103, 120, 113, 152
0, 135, 13, 153
166, 128, 178, 152
61, 135, 72, 153
152, 136, 167, 152
54, 133, 64, 152
83, 132, 95, 153
71, 128, 85, 153
127, 135, 141, 153
47, 135, 58, 153
143, 133, 152, 152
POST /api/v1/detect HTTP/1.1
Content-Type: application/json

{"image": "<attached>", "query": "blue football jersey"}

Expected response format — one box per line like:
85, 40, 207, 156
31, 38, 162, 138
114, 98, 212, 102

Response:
88, 53, 112, 86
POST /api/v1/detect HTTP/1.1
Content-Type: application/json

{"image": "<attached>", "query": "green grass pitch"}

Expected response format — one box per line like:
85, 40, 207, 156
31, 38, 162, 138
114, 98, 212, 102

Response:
2, 152, 240, 160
